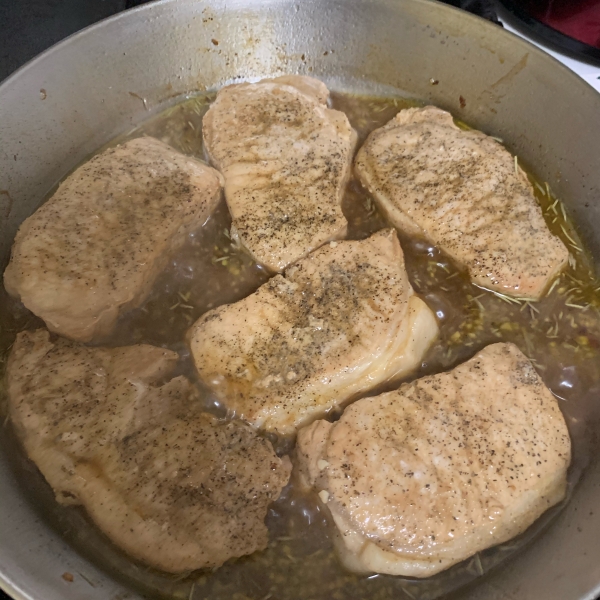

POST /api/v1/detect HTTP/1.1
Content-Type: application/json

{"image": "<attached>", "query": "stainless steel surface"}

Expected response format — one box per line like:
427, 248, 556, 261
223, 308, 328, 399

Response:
1, 0, 599, 598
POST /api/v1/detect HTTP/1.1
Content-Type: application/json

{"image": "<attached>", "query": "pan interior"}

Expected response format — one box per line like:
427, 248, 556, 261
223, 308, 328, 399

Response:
1, 2, 600, 600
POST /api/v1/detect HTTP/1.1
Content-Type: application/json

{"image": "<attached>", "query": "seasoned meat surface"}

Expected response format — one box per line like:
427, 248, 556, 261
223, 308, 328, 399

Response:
296, 343, 571, 576
355, 106, 568, 299
7, 329, 291, 573
203, 75, 357, 272
4, 137, 223, 342
189, 229, 438, 435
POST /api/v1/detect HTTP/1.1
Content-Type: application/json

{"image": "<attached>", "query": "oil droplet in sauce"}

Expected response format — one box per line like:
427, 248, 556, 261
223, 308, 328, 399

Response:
0, 89, 599, 600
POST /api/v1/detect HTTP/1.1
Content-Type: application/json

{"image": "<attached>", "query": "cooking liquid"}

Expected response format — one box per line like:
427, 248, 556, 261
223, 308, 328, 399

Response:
1, 89, 600, 600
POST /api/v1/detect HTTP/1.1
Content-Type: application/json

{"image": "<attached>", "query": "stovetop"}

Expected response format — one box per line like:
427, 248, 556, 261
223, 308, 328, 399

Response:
0, 1, 598, 600
496, 4, 600, 92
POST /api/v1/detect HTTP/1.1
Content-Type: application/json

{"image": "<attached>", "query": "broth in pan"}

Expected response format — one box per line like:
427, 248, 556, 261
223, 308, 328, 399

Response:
1, 88, 598, 600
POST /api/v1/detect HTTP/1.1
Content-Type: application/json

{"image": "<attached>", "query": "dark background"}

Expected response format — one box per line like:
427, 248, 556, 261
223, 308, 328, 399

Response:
1, 0, 130, 82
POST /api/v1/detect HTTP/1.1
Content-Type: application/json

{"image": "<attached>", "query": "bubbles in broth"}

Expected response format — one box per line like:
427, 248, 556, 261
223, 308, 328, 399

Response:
1, 88, 599, 600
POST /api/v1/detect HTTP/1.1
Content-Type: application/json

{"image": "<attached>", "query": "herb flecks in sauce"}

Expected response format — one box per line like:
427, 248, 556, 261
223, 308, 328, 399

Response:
0, 91, 598, 600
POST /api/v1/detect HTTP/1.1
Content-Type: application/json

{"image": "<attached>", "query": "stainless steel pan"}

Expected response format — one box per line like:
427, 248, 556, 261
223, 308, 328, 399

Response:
1, 0, 600, 598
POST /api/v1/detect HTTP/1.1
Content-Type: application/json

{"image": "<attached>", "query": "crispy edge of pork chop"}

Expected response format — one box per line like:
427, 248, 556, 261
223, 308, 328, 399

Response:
354, 106, 569, 300
188, 228, 438, 435
4, 137, 223, 342
202, 75, 358, 273
7, 329, 291, 573
296, 342, 571, 577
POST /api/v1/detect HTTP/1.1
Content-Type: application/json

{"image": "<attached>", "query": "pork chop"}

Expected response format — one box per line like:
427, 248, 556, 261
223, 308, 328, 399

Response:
4, 137, 223, 342
296, 342, 571, 577
189, 229, 438, 436
7, 329, 291, 573
202, 75, 357, 272
355, 106, 568, 299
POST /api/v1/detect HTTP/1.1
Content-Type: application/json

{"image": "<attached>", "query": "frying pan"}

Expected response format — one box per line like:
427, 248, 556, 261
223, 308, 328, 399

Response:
1, 0, 600, 598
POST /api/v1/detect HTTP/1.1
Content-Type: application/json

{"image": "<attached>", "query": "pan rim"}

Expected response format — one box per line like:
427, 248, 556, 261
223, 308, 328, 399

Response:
1, 1, 600, 600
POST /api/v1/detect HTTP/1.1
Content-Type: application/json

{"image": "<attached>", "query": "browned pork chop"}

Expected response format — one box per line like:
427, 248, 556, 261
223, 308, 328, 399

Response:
355, 106, 568, 299
296, 343, 571, 577
202, 75, 357, 272
189, 229, 438, 435
7, 329, 291, 573
4, 137, 223, 342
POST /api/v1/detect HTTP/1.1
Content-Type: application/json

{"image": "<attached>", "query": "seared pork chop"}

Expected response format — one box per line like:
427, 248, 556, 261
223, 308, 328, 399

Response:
355, 106, 568, 299
189, 229, 438, 435
296, 343, 571, 577
4, 137, 223, 342
7, 329, 291, 573
202, 75, 357, 272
